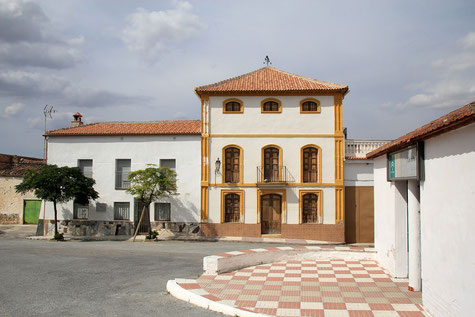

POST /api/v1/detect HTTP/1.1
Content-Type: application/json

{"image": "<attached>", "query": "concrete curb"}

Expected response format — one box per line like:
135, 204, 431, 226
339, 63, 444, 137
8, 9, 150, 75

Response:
166, 279, 271, 317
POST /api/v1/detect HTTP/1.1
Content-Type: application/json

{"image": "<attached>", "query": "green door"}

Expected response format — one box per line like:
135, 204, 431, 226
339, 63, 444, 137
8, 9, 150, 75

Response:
24, 200, 41, 224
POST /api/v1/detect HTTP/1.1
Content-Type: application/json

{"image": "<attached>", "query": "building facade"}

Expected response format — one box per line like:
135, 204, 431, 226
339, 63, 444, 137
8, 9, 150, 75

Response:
195, 67, 349, 242
0, 154, 44, 224
43, 119, 201, 236
367, 102, 475, 317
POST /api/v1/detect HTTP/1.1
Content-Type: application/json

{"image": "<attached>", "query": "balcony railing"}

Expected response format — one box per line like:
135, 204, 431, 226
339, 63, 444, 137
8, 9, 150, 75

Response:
115, 172, 131, 189
257, 166, 295, 184
345, 139, 391, 159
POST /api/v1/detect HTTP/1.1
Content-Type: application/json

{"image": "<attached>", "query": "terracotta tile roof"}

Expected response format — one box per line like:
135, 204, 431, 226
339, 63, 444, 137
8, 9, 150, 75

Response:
195, 67, 348, 95
345, 156, 370, 160
46, 120, 201, 136
0, 154, 45, 177
367, 102, 475, 159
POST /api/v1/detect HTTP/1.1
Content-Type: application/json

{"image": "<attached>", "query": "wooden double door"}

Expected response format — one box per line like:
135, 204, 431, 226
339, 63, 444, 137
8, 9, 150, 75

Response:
261, 194, 282, 234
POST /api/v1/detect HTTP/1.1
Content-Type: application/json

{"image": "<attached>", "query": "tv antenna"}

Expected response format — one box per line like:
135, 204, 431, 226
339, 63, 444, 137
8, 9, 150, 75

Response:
43, 105, 56, 160
263, 55, 272, 66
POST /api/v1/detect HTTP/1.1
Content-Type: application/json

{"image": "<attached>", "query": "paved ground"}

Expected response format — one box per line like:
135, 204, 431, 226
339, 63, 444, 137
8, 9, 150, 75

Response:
182, 259, 427, 317
0, 231, 289, 317
0, 225, 37, 239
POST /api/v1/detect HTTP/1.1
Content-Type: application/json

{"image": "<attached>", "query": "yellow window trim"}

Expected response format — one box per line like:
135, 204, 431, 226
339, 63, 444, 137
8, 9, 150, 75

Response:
261, 98, 282, 113
298, 189, 323, 224
256, 188, 287, 225
260, 144, 283, 182
222, 98, 244, 114
222, 144, 243, 185
300, 144, 322, 184
300, 98, 321, 114
220, 189, 244, 223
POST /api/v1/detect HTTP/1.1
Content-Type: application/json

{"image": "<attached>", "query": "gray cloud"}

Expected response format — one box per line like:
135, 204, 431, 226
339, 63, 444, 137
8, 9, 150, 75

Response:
122, 1, 206, 64
0, 0, 83, 69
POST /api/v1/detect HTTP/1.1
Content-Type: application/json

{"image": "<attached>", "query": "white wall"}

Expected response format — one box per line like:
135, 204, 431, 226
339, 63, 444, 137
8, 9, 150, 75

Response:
344, 160, 374, 186
373, 156, 408, 277
209, 96, 334, 134
419, 123, 475, 317
45, 135, 201, 223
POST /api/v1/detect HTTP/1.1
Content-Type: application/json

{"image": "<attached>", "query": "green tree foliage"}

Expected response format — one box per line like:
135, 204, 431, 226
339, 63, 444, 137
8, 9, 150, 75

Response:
15, 164, 99, 238
126, 165, 177, 238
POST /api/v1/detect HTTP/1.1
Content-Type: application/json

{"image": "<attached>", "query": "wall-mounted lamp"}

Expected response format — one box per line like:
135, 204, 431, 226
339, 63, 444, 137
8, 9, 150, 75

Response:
215, 158, 221, 173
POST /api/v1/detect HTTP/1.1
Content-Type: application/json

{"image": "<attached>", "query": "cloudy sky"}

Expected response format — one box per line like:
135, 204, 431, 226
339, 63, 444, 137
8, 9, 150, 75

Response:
1, 0, 474, 158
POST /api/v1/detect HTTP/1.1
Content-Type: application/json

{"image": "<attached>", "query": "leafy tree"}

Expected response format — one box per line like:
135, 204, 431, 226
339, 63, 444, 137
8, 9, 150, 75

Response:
126, 165, 177, 240
16, 164, 99, 238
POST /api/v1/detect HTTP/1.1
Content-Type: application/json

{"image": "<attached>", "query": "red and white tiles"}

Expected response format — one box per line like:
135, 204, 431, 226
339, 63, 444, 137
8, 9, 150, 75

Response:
177, 259, 429, 317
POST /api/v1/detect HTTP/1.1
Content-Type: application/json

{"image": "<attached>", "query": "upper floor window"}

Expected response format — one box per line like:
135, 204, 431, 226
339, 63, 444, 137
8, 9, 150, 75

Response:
223, 98, 243, 113
224, 146, 241, 183
223, 193, 241, 223
302, 146, 319, 183
263, 146, 281, 182
300, 98, 320, 113
261, 98, 281, 113
115, 159, 131, 189
160, 159, 176, 171
78, 159, 93, 178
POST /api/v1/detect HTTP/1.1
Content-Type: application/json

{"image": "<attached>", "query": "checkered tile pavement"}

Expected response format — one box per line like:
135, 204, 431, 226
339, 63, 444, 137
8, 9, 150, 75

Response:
178, 259, 428, 317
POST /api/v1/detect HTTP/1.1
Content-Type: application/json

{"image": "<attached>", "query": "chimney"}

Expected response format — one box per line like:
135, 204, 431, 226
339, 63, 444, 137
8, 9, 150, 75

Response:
71, 112, 83, 127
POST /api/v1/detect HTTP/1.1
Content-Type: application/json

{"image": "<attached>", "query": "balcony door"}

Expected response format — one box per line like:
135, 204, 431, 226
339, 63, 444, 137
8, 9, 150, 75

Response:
261, 194, 282, 234
263, 147, 279, 182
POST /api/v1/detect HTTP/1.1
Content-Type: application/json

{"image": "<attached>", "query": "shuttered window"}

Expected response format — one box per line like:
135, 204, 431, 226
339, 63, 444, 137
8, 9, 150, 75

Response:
302, 147, 318, 183
154, 202, 171, 221
114, 202, 130, 220
224, 147, 240, 183
262, 101, 279, 112
225, 101, 242, 112
224, 193, 240, 223
302, 193, 319, 223
116, 159, 131, 189
78, 159, 93, 178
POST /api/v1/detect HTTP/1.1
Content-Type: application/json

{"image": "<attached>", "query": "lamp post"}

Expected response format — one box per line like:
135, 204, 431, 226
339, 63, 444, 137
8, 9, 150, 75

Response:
215, 158, 221, 185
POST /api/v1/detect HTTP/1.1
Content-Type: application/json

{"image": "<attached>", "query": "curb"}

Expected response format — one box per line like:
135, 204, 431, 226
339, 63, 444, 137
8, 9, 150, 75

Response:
166, 279, 271, 317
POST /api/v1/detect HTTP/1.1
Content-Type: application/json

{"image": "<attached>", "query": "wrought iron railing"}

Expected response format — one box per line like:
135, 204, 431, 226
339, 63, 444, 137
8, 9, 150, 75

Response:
115, 172, 130, 189
256, 166, 295, 184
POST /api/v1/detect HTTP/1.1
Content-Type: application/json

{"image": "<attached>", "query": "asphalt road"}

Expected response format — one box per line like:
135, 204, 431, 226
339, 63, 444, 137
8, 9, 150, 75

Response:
0, 229, 288, 317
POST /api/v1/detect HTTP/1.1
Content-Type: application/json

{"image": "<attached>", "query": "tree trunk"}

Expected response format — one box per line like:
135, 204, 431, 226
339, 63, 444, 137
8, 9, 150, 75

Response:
133, 204, 147, 242
53, 199, 58, 236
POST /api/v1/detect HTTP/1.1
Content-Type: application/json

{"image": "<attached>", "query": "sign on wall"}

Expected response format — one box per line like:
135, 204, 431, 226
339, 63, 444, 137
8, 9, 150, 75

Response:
387, 144, 423, 181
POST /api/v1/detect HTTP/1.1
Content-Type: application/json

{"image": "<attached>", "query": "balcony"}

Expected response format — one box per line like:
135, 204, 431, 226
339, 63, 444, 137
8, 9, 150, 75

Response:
257, 166, 295, 184
345, 139, 391, 159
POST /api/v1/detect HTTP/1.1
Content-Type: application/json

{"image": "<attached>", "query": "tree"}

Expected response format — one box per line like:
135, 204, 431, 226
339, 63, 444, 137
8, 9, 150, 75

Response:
126, 165, 177, 241
15, 164, 99, 238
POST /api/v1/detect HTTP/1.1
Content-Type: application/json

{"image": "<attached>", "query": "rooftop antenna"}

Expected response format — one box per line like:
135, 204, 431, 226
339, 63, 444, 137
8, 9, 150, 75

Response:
43, 105, 56, 160
263, 55, 272, 66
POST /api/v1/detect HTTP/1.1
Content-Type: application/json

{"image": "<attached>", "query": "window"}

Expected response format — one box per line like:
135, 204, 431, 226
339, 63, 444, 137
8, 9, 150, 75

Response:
78, 159, 93, 178
223, 98, 243, 113
300, 98, 320, 113
224, 146, 241, 183
115, 159, 131, 189
73, 201, 88, 219
154, 202, 171, 221
263, 146, 281, 182
302, 146, 319, 183
302, 193, 319, 223
114, 202, 130, 220
160, 159, 176, 171
261, 98, 281, 113
224, 193, 240, 223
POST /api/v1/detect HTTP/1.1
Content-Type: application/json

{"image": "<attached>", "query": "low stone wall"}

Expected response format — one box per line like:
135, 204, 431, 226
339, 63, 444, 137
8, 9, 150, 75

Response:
0, 213, 20, 224
42, 220, 200, 237
203, 246, 376, 274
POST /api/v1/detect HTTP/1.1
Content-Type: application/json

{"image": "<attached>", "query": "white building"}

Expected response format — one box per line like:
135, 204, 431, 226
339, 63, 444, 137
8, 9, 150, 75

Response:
367, 102, 475, 317
43, 117, 201, 236
195, 66, 350, 242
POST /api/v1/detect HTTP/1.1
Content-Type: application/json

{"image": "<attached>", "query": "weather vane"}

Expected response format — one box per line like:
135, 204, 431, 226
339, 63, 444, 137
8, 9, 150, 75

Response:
263, 55, 272, 66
